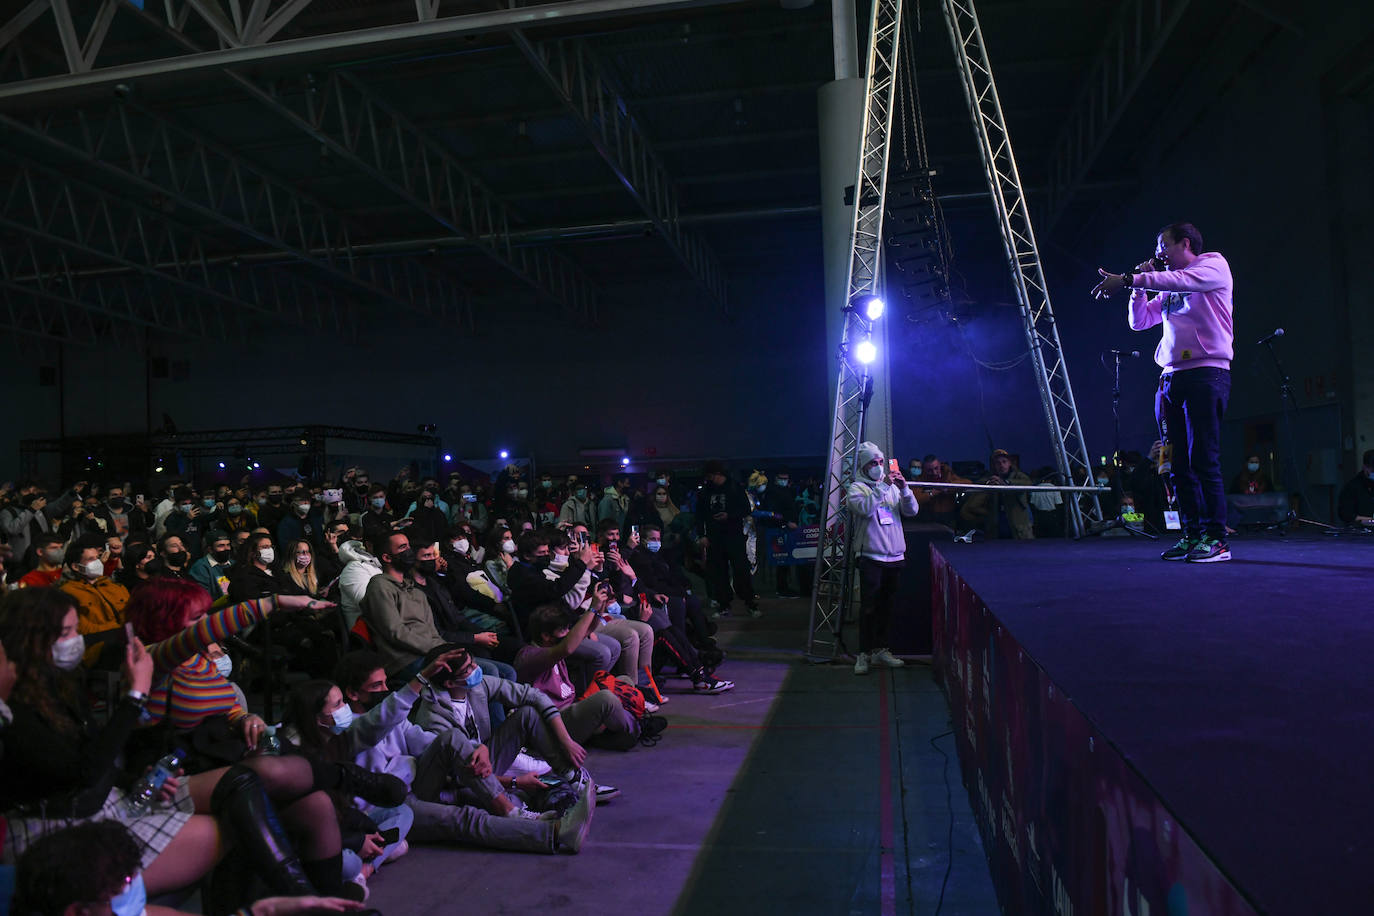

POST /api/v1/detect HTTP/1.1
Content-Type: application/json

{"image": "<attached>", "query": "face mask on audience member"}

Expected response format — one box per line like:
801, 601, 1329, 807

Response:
646, 537, 662, 553
575, 488, 587, 500
43, 547, 64, 565
268, 492, 283, 505
212, 547, 233, 563
165, 549, 187, 567
52, 634, 85, 670
416, 557, 438, 575
501, 538, 516, 555
370, 497, 386, 510
656, 477, 668, 486
213, 655, 233, 678
80, 558, 104, 580
257, 546, 275, 566
464, 666, 484, 688
532, 553, 551, 568
257, 496, 268, 507
451, 538, 469, 555
655, 493, 668, 505
390, 548, 417, 572
549, 552, 569, 572
109, 872, 147, 916
517, 487, 528, 498
329, 705, 355, 734
540, 479, 552, 489
1247, 461, 1260, 473
227, 502, 242, 516
865, 464, 883, 482
295, 551, 311, 568
1096, 476, 1109, 486
202, 497, 216, 510
108, 497, 127, 511
909, 465, 921, 478
179, 502, 194, 515
776, 477, 789, 487
294, 502, 310, 516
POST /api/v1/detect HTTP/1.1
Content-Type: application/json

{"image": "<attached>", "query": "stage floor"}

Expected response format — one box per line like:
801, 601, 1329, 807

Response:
931, 532, 1374, 915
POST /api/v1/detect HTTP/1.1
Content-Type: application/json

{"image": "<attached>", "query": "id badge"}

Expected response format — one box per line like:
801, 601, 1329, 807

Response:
877, 506, 895, 526
1163, 510, 1181, 531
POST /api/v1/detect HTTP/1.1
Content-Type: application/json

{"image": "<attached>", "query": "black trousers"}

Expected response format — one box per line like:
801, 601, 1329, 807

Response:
1156, 367, 1231, 540
857, 556, 904, 653
705, 533, 755, 608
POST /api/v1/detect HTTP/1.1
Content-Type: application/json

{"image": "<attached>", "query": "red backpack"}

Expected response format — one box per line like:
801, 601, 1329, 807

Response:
578, 669, 646, 719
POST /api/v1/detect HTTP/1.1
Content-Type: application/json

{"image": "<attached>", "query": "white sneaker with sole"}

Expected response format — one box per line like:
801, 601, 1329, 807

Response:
853, 652, 870, 675
556, 775, 597, 854
871, 648, 905, 668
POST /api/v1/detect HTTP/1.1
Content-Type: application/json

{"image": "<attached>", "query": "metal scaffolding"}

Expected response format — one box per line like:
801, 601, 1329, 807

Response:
941, 0, 1101, 536
804, 0, 905, 660
806, 0, 1103, 657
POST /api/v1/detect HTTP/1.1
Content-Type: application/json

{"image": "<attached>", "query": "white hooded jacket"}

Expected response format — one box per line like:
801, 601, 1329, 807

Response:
338, 540, 383, 626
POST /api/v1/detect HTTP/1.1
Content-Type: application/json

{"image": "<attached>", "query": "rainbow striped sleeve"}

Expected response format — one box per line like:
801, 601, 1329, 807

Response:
150, 598, 268, 671
145, 655, 246, 730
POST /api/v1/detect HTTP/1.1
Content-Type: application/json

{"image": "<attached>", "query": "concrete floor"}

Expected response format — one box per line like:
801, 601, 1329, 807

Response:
365, 594, 1000, 916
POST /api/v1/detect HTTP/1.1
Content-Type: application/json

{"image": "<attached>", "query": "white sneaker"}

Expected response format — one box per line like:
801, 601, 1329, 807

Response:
853, 652, 870, 675
871, 648, 905, 668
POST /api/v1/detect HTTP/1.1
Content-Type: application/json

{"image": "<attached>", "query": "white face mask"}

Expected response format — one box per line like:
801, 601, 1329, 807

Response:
258, 547, 275, 566
865, 465, 884, 482
52, 634, 85, 670
452, 538, 469, 555
81, 558, 105, 580
549, 553, 569, 572
501, 540, 516, 555
213, 654, 233, 678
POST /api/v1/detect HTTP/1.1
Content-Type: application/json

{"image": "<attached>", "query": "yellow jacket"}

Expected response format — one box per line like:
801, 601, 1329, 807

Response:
60, 577, 131, 665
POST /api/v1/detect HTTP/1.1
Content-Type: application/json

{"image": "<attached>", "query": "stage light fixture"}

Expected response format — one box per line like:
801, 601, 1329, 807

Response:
155, 465, 163, 473
218, 461, 226, 469
252, 461, 260, 469
621, 456, 630, 467
864, 297, 885, 321
855, 340, 877, 364
443, 453, 453, 462
499, 449, 509, 460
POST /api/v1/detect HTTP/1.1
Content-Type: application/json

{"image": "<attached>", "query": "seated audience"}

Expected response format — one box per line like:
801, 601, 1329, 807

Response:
360, 532, 444, 683
17, 533, 65, 588
960, 449, 1035, 539
188, 530, 235, 599
1230, 454, 1276, 495
1337, 449, 1374, 526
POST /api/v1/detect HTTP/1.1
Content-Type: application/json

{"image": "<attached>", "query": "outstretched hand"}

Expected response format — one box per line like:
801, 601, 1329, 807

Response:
1091, 268, 1127, 300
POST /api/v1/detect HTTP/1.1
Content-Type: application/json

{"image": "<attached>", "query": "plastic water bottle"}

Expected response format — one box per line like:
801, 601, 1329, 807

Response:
249, 724, 282, 757
124, 748, 184, 817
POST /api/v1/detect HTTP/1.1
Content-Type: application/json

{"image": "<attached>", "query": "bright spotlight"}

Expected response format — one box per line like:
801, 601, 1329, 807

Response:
154, 465, 163, 473
620, 456, 630, 467
499, 449, 509, 460
443, 453, 453, 463
218, 461, 226, 469
864, 297, 885, 321
855, 340, 877, 364
252, 461, 260, 469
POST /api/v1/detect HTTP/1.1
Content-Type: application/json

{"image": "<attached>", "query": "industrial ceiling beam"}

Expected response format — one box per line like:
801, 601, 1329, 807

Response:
0, 158, 366, 339
1044, 0, 1191, 229
0, 101, 472, 328
511, 32, 730, 313
0, 0, 758, 105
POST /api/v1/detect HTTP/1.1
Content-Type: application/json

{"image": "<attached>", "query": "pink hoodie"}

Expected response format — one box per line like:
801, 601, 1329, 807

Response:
1126, 251, 1234, 372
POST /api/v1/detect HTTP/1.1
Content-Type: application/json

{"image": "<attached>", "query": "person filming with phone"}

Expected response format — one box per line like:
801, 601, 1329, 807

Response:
845, 442, 919, 676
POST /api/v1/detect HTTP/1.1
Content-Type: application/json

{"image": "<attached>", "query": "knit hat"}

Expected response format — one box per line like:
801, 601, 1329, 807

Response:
856, 441, 885, 469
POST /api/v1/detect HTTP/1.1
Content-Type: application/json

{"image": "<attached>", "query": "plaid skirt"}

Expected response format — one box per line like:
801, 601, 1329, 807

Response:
3, 779, 194, 869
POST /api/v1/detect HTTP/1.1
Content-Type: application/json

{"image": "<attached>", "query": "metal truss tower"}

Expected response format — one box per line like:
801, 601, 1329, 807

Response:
806, 0, 1101, 658
805, 0, 905, 660
940, 0, 1101, 537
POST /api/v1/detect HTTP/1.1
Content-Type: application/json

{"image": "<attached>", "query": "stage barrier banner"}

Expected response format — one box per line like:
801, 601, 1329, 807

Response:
931, 548, 1257, 916
765, 525, 820, 566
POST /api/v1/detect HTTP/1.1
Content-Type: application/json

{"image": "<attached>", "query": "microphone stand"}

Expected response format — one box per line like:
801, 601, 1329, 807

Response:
1077, 350, 1157, 540
1262, 337, 1317, 532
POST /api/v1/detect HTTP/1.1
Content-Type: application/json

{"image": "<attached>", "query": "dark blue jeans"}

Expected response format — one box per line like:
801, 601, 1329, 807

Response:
1155, 367, 1231, 539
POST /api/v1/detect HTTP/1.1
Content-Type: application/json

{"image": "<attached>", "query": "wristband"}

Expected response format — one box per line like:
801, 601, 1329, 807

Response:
414, 673, 431, 689
125, 689, 148, 706
1122, 270, 1135, 290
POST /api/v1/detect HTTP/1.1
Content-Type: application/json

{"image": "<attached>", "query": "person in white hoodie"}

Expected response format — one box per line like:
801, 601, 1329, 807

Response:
338, 539, 382, 627
844, 441, 920, 676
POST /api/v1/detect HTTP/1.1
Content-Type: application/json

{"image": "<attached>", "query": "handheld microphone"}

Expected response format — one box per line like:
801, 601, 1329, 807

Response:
1257, 328, 1284, 345
1107, 349, 1141, 358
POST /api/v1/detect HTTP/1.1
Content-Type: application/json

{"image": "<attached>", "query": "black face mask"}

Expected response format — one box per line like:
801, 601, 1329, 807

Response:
532, 555, 551, 568
268, 494, 283, 504
108, 498, 127, 511
164, 550, 187, 567
390, 549, 417, 572
362, 690, 388, 710
416, 558, 438, 576
212, 548, 233, 563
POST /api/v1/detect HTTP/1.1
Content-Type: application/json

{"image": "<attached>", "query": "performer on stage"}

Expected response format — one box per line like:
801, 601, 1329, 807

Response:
845, 442, 919, 675
1092, 222, 1234, 563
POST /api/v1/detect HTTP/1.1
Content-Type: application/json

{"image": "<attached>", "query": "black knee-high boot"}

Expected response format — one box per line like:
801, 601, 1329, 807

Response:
308, 757, 407, 808
210, 765, 316, 897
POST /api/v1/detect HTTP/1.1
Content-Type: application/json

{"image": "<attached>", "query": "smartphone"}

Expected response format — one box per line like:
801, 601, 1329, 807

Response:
630, 525, 639, 538
463, 493, 477, 503
125, 622, 136, 645
536, 773, 563, 788
378, 827, 401, 845
888, 458, 900, 475
135, 494, 144, 505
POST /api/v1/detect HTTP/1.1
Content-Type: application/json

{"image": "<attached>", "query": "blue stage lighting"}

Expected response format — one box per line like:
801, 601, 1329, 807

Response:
855, 340, 877, 364
864, 297, 885, 321
499, 450, 509, 460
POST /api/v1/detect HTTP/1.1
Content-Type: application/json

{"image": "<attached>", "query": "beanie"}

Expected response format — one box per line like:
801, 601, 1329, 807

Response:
856, 441, 885, 469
